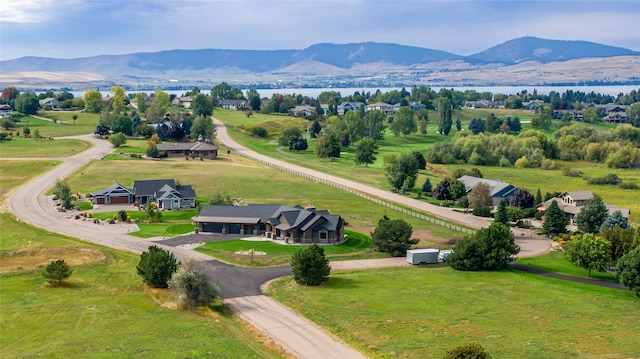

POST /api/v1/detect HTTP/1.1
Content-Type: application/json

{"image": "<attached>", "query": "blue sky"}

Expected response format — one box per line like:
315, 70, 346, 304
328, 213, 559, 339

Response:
1, 0, 638, 61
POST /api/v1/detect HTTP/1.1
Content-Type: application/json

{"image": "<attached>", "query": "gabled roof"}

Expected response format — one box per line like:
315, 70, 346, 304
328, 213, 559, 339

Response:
457, 175, 516, 198
563, 190, 593, 201
176, 185, 196, 198
156, 142, 218, 151
91, 182, 133, 196
132, 179, 176, 196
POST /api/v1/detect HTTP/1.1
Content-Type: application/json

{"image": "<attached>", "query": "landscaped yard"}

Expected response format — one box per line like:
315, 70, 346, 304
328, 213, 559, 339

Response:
0, 138, 92, 158
267, 266, 640, 359
0, 213, 283, 358
196, 230, 386, 267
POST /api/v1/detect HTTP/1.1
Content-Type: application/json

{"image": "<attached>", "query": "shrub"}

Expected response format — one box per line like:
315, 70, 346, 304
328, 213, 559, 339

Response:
562, 167, 583, 177
618, 182, 639, 190
291, 244, 331, 285
587, 173, 622, 185
472, 206, 491, 217
540, 159, 555, 170
498, 156, 512, 167
444, 343, 492, 359
169, 260, 220, 308
43, 259, 73, 287
117, 210, 128, 221
136, 245, 179, 288
249, 126, 268, 137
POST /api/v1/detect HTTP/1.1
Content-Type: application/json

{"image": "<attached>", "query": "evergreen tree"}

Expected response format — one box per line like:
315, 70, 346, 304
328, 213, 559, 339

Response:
310, 118, 322, 138
291, 244, 331, 285
543, 200, 568, 235
494, 199, 509, 224
447, 222, 519, 271
601, 210, 629, 230
43, 259, 73, 287
575, 194, 608, 233
136, 245, 179, 288
422, 178, 432, 194
438, 97, 452, 135
371, 215, 419, 257
535, 188, 543, 206
455, 117, 462, 131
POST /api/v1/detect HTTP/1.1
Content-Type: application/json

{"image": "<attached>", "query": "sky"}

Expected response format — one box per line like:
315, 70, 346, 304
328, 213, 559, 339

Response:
1, 0, 639, 61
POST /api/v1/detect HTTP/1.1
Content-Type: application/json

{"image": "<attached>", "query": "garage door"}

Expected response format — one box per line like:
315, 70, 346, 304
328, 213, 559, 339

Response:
228, 224, 242, 235
110, 196, 130, 204
202, 223, 223, 233
95, 197, 105, 204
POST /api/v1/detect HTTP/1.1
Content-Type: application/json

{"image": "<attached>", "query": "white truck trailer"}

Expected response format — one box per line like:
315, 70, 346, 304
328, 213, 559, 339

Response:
406, 248, 439, 265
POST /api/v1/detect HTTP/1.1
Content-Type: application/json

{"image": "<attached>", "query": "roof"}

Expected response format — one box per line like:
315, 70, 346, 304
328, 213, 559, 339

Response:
132, 179, 176, 196
91, 182, 132, 196
563, 190, 593, 201
156, 142, 218, 151
194, 204, 342, 231
457, 175, 516, 198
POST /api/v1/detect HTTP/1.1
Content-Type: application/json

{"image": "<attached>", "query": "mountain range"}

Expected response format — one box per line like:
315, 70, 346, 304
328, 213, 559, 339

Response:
1, 37, 639, 89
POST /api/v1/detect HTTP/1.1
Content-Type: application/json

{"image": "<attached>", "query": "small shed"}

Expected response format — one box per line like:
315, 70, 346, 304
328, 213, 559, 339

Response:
406, 249, 439, 265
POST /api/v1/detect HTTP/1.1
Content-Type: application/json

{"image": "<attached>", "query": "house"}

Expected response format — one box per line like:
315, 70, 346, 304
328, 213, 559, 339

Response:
131, 179, 196, 209
463, 100, 505, 109
603, 111, 628, 124
523, 100, 544, 110
409, 101, 427, 111
92, 179, 196, 209
91, 182, 134, 205
290, 105, 316, 117
537, 190, 630, 223
219, 99, 250, 111
457, 175, 518, 207
366, 102, 394, 115
0, 104, 11, 117
337, 102, 363, 115
39, 98, 58, 109
171, 96, 193, 109
156, 141, 218, 159
192, 204, 344, 244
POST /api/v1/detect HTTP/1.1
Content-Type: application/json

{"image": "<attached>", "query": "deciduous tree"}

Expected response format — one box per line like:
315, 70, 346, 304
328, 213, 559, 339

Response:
53, 179, 73, 209
83, 89, 104, 113
438, 97, 452, 135
390, 107, 416, 137
383, 153, 419, 192
469, 182, 492, 209
447, 222, 519, 271
108, 132, 127, 148
509, 188, 534, 209
355, 138, 378, 167
192, 93, 213, 117
370, 215, 418, 257
564, 233, 612, 277
14, 92, 40, 114
190, 115, 216, 141
616, 246, 640, 297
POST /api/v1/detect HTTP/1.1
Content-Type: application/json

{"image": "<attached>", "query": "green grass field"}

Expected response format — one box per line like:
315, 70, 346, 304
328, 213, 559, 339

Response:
34, 111, 101, 136
268, 266, 640, 359
195, 230, 386, 266
515, 250, 618, 282
0, 213, 283, 358
0, 160, 61, 202
0, 138, 92, 158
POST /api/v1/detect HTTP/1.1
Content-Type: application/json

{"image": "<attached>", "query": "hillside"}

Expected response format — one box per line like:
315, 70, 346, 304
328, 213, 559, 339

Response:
1, 38, 639, 89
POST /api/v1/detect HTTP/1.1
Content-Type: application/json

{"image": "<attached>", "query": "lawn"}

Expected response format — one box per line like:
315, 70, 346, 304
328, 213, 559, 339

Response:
34, 111, 101, 136
0, 138, 92, 158
515, 250, 618, 282
0, 213, 283, 358
195, 230, 386, 267
267, 266, 640, 359
0, 160, 61, 202
65, 154, 463, 243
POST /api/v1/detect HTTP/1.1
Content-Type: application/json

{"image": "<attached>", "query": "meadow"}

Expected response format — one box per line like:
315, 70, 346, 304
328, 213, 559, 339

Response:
0, 138, 92, 158
0, 160, 60, 202
268, 266, 640, 359
0, 213, 284, 358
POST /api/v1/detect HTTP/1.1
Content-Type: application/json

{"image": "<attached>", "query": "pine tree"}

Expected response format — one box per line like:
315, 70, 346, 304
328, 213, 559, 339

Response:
535, 188, 542, 206
543, 200, 568, 235
494, 199, 509, 224
422, 178, 432, 194
575, 194, 608, 233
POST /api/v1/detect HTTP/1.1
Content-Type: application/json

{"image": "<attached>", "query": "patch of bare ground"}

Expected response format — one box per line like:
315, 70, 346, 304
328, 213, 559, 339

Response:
0, 247, 106, 273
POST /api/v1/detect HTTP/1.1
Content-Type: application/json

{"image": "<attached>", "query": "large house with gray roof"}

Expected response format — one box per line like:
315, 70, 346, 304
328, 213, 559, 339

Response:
537, 190, 630, 224
91, 179, 196, 210
192, 204, 344, 244
457, 175, 518, 206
